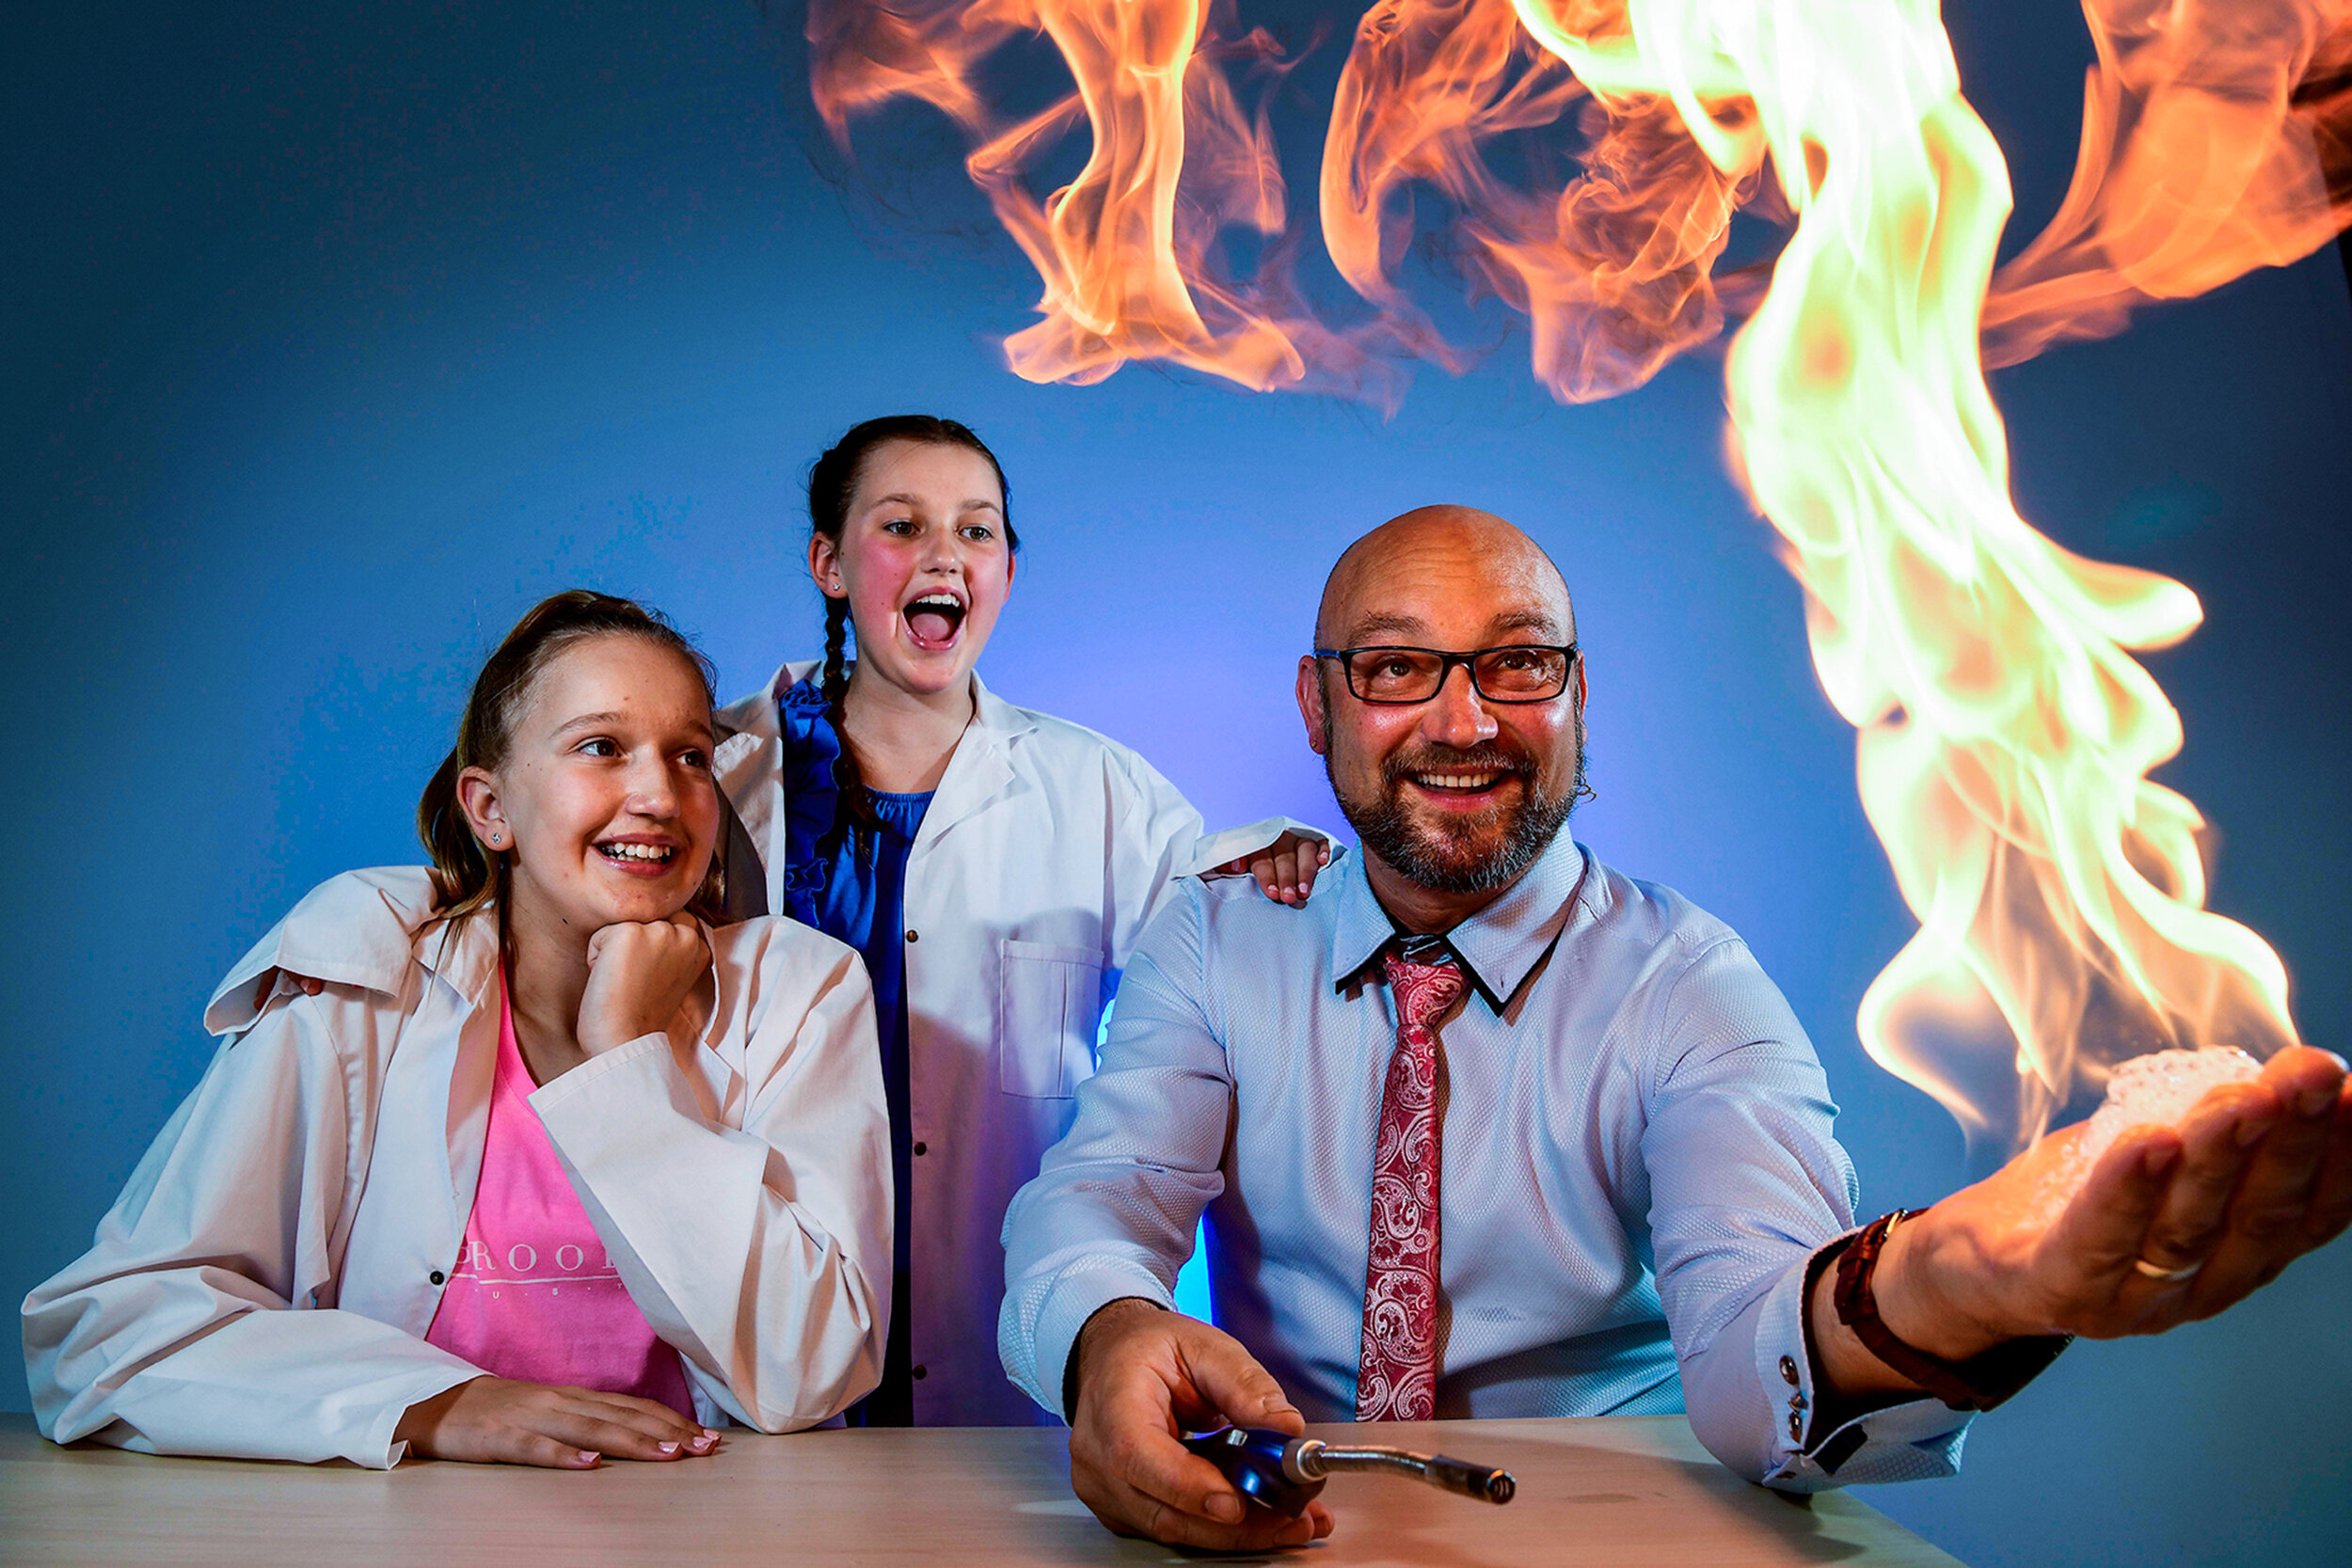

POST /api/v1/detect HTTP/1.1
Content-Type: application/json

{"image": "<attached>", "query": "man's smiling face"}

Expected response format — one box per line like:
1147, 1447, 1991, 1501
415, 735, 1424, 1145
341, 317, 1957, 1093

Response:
1298, 506, 1587, 919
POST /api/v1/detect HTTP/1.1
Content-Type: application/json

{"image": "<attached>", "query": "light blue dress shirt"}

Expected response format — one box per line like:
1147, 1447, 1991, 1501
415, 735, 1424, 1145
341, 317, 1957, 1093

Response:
998, 835, 1971, 1490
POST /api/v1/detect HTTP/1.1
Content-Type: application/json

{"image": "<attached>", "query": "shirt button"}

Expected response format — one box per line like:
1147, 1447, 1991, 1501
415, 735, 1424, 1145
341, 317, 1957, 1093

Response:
1779, 1355, 1799, 1386
1789, 1393, 1807, 1412
429, 1271, 446, 1286
906, 929, 919, 942
1788, 1411, 1803, 1441
913, 1365, 928, 1381
914, 1141, 928, 1156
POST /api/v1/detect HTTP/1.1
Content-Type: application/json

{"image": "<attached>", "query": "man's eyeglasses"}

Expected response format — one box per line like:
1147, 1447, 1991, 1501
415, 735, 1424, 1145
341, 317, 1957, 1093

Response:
1312, 643, 1579, 705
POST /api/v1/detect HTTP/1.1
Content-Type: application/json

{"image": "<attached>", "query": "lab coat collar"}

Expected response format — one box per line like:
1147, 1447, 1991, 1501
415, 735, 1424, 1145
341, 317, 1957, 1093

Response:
205, 867, 447, 1035
714, 657, 1037, 866
922, 673, 1033, 848
714, 659, 1032, 750
203, 865, 733, 1058
1327, 831, 1596, 1014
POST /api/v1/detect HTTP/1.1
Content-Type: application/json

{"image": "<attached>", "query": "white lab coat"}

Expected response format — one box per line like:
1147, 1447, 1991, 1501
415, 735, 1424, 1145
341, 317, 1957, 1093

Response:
22, 867, 891, 1467
715, 663, 1318, 1424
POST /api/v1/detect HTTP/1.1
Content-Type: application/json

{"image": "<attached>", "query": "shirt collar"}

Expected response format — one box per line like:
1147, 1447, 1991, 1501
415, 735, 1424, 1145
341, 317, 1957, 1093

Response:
1327, 831, 1594, 1012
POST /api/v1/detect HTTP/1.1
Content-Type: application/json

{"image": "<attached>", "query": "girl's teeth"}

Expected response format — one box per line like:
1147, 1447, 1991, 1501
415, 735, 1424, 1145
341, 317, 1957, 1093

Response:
602, 843, 672, 862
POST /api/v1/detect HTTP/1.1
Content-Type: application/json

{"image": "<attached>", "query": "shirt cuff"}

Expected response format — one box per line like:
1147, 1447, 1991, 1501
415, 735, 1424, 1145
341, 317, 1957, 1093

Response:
1755, 1232, 1974, 1492
1183, 818, 1336, 879
1026, 1259, 1177, 1420
371, 1362, 493, 1470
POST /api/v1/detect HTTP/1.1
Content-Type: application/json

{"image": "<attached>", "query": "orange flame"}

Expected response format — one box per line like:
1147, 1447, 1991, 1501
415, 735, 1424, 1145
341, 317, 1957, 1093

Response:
807, 0, 1404, 399
1320, 0, 1750, 402
1986, 0, 2352, 367
809, 0, 2352, 1153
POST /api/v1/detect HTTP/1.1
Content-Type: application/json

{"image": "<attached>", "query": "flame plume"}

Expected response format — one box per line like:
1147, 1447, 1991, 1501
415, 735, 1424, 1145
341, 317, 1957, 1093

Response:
807, 0, 1404, 398
809, 0, 2352, 1152
1321, 0, 1749, 402
1985, 0, 2352, 368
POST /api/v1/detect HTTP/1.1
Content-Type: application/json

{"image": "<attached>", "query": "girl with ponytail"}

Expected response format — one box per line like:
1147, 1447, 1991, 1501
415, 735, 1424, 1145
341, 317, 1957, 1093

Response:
27, 592, 891, 1468
710, 416, 1329, 1426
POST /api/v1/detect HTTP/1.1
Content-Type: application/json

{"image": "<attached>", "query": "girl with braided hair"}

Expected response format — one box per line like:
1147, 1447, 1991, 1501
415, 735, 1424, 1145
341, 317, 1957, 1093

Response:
711, 416, 1327, 1425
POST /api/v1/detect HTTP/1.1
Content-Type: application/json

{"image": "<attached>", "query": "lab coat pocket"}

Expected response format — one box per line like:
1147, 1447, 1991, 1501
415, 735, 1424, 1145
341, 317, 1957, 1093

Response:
998, 940, 1104, 1099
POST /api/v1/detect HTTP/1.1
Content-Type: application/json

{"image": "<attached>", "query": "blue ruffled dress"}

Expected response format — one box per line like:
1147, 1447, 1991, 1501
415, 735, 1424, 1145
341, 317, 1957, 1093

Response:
776, 675, 930, 1424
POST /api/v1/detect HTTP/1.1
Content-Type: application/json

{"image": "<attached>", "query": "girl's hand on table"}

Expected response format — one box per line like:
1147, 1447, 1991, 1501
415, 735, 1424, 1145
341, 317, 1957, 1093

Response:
577, 912, 711, 1055
1216, 832, 1331, 908
394, 1376, 719, 1468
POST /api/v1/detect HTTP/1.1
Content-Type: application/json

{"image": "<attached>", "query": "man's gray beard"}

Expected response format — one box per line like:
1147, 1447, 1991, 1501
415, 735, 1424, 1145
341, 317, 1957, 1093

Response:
1324, 723, 1587, 897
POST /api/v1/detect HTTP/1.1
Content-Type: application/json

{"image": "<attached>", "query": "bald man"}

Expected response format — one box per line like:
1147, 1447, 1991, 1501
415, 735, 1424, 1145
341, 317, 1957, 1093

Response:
997, 508, 2352, 1552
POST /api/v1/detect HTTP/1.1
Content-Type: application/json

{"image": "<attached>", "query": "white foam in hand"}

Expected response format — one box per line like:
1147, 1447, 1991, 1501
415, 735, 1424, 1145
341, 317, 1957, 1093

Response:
2033, 1047, 2265, 1224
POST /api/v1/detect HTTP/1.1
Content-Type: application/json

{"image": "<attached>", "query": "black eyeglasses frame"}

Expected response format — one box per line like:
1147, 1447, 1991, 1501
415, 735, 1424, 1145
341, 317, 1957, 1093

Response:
1310, 642, 1581, 705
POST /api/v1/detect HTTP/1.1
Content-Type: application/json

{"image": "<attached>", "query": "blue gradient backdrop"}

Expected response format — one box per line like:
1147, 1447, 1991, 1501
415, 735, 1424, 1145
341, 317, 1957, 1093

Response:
8, 5, 2348, 1564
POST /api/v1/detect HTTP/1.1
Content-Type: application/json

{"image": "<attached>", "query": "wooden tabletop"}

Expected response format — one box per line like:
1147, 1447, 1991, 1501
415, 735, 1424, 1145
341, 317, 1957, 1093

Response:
0, 1413, 1965, 1566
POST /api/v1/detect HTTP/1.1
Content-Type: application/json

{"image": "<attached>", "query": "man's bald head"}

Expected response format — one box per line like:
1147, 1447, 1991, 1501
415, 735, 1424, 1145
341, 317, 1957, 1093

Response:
1299, 503, 1589, 927
1315, 506, 1576, 651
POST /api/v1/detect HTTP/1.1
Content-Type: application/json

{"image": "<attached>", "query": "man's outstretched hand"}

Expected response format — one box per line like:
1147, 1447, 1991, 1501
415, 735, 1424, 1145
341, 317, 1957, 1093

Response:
1819, 1045, 2352, 1401
1067, 1299, 1336, 1551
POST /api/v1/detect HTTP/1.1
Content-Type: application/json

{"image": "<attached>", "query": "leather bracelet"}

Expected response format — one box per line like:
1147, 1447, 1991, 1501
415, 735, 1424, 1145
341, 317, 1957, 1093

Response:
1832, 1211, 2071, 1412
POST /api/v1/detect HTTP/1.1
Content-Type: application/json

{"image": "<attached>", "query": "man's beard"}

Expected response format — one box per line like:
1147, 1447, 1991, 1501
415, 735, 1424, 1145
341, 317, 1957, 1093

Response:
1324, 720, 1587, 896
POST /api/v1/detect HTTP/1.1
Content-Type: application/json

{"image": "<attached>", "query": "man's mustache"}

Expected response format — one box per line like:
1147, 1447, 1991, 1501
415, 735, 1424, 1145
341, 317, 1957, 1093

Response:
1379, 741, 1538, 788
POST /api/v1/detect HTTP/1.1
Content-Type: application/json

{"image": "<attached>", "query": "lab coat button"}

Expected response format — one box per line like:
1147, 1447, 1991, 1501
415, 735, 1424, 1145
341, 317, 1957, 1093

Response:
913, 1365, 928, 1380
429, 1271, 446, 1286
1779, 1355, 1799, 1386
914, 1141, 927, 1156
906, 929, 919, 942
1788, 1412, 1803, 1440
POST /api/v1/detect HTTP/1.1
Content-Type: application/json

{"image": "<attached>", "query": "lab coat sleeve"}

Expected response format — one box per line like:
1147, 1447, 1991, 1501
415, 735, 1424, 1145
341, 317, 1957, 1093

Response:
1639, 936, 1971, 1489
21, 987, 484, 1468
998, 883, 1231, 1416
1097, 745, 1333, 966
529, 927, 891, 1432
1182, 816, 1338, 880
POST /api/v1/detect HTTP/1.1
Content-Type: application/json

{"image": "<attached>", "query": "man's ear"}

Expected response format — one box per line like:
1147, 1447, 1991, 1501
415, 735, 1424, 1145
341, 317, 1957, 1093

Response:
1296, 656, 1328, 756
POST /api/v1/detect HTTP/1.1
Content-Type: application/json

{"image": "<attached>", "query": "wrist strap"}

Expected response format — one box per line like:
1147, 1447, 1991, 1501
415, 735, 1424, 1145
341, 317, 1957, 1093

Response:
1833, 1211, 2071, 1412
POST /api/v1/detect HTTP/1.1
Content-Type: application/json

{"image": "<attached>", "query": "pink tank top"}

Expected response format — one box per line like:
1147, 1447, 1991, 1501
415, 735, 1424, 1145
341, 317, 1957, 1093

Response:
424, 976, 695, 1418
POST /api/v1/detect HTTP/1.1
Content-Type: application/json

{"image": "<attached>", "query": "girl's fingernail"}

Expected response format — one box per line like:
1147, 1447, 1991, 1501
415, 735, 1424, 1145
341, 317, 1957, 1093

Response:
657, 1441, 680, 1455
2144, 1142, 2179, 1178
578, 1450, 601, 1465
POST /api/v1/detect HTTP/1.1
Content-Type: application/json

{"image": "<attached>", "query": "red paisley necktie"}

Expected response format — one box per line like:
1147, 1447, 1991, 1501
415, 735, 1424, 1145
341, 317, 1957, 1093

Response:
1355, 948, 1465, 1422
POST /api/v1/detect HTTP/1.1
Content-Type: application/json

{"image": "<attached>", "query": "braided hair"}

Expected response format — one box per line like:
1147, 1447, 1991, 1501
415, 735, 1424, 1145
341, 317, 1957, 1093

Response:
805, 416, 1018, 841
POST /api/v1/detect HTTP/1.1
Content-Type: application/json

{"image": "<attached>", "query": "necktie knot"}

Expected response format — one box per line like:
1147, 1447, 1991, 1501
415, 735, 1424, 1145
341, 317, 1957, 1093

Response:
1381, 948, 1465, 1034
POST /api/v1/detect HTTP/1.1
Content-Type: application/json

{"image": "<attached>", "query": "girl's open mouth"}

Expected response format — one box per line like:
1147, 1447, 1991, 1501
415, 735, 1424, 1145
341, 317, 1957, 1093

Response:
904, 593, 967, 650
